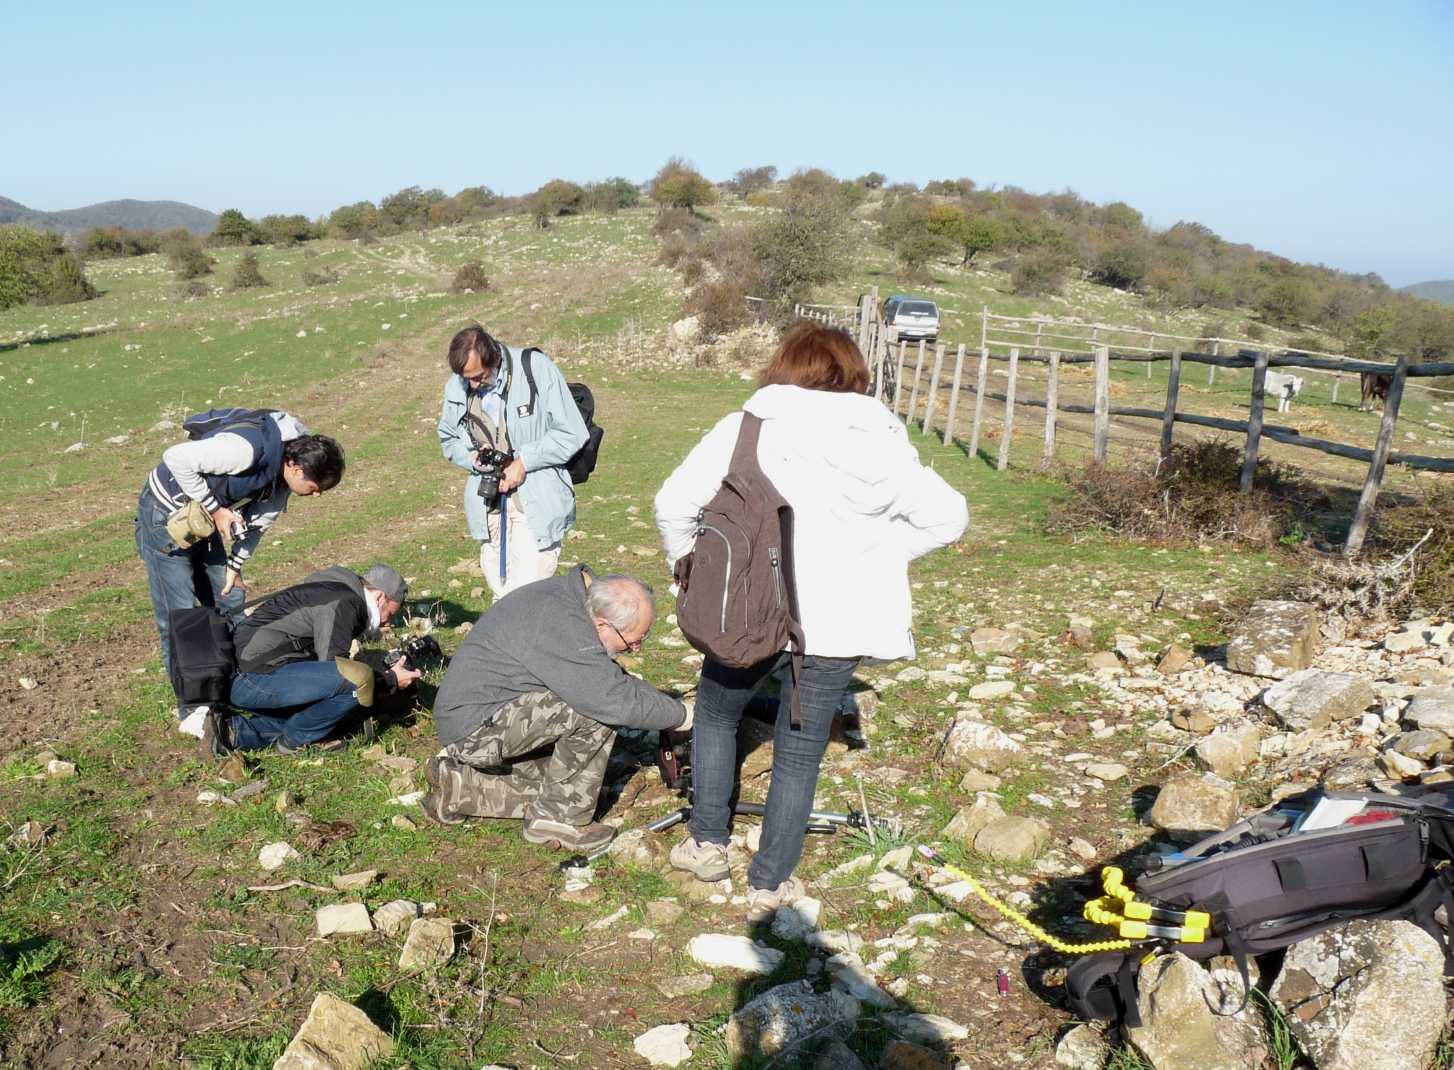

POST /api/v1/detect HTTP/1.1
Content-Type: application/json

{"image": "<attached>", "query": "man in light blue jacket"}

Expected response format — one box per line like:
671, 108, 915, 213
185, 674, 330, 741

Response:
438, 325, 589, 598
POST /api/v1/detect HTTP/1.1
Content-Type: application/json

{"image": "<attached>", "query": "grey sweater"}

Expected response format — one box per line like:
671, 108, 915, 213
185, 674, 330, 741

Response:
433, 566, 686, 746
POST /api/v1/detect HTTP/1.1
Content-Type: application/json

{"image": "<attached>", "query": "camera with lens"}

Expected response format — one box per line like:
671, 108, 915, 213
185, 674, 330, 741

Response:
475, 447, 514, 506
383, 634, 444, 675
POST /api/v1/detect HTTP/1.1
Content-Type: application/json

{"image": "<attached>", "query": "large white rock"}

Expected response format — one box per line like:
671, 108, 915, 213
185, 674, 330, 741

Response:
940, 717, 1024, 773
1194, 721, 1262, 778
258, 842, 300, 871
316, 903, 373, 937
372, 899, 419, 937
940, 793, 1005, 848
724, 980, 859, 1061
883, 1011, 969, 1043
1225, 601, 1319, 679
1128, 953, 1267, 1070
974, 816, 1050, 862
1148, 771, 1240, 842
1262, 670, 1376, 730
770, 897, 822, 942
398, 918, 454, 971
633, 1022, 693, 1067
825, 952, 895, 1008
1270, 920, 1445, 1070
272, 992, 393, 1070
686, 933, 784, 975
1405, 686, 1454, 735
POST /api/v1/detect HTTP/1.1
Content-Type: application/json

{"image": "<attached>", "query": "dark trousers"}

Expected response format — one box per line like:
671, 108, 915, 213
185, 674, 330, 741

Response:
688, 652, 860, 890
227, 661, 361, 750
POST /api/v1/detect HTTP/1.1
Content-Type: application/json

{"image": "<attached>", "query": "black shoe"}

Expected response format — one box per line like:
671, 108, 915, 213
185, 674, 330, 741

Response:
199, 709, 234, 759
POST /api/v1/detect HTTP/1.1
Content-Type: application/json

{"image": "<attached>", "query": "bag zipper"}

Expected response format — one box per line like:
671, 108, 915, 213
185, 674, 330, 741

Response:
769, 547, 783, 608
698, 523, 733, 632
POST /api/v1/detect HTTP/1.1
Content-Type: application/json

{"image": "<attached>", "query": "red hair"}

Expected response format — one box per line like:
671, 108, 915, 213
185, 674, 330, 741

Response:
758, 321, 870, 394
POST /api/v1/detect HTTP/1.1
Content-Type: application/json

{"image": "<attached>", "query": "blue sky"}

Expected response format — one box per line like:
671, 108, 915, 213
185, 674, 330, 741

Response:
4, 1, 1450, 286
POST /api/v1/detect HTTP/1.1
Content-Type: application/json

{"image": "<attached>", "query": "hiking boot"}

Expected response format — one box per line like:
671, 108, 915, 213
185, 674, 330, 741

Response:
669, 835, 730, 882
746, 876, 807, 920
199, 709, 234, 759
420, 756, 467, 826
521, 815, 615, 852
178, 706, 209, 738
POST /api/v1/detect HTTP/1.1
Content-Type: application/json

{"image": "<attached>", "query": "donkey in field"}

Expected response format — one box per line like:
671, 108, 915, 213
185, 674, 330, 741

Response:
1360, 371, 1393, 411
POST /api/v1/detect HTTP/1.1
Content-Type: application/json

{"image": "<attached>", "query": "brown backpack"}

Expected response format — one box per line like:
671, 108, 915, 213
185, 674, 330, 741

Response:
673, 413, 806, 724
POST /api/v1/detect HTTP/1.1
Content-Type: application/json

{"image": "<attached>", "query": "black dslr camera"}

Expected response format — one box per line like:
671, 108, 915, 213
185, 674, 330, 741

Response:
383, 634, 444, 675
475, 447, 514, 506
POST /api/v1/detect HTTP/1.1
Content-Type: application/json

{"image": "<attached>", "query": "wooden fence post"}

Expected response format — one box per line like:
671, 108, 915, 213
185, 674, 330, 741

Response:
980, 306, 989, 354
1240, 349, 1271, 492
907, 340, 927, 423
891, 340, 907, 415
1160, 348, 1182, 464
1043, 350, 1060, 465
1208, 341, 1219, 386
1093, 345, 1110, 464
1146, 334, 1155, 379
943, 343, 966, 447
997, 347, 1019, 471
922, 343, 945, 434
1345, 354, 1411, 556
969, 347, 990, 458
1332, 371, 1342, 406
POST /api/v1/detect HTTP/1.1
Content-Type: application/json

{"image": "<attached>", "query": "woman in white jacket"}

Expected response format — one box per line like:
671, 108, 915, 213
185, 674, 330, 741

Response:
654, 322, 968, 913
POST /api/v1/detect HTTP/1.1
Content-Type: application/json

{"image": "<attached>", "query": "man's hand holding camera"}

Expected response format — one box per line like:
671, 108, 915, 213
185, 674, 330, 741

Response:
499, 456, 526, 493
388, 659, 423, 688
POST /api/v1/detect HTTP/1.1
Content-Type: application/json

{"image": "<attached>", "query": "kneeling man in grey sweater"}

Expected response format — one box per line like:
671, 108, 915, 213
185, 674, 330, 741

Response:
424, 566, 690, 852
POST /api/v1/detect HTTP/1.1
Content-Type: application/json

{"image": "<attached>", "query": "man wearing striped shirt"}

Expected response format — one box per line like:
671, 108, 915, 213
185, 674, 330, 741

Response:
134, 408, 345, 737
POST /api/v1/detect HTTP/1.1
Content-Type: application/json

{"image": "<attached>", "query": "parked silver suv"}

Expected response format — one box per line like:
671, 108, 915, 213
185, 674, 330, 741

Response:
882, 295, 940, 343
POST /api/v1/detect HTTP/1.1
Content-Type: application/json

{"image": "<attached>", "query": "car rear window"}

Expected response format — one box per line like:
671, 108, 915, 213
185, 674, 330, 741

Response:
900, 301, 937, 316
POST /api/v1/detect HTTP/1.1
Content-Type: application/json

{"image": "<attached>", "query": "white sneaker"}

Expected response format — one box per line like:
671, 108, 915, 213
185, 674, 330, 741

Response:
669, 836, 730, 882
177, 707, 209, 738
746, 876, 806, 920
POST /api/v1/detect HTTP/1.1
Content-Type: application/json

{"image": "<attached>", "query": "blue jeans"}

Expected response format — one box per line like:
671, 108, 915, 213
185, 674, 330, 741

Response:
227, 661, 361, 750
134, 487, 244, 685
688, 652, 860, 891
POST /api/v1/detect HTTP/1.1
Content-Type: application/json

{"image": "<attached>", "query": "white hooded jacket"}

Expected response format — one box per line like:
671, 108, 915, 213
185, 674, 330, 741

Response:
654, 385, 969, 661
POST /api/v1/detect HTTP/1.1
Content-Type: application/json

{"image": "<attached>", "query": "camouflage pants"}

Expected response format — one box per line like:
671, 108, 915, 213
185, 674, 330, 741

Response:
438, 691, 614, 824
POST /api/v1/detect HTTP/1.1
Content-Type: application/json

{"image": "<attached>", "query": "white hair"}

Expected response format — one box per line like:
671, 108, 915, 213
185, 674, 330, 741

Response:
587, 574, 654, 632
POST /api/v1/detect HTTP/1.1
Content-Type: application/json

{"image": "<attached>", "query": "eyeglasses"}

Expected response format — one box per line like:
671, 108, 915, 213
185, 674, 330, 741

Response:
608, 621, 643, 652
464, 369, 493, 387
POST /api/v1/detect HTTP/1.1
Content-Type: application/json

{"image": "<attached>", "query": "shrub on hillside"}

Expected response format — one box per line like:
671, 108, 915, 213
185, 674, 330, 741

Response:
450, 260, 489, 294
328, 201, 383, 240
749, 169, 854, 310
163, 229, 215, 279
0, 225, 99, 309
228, 252, 269, 290
583, 177, 640, 213
259, 214, 319, 245
687, 276, 754, 337
302, 267, 339, 287
724, 166, 777, 196
79, 225, 160, 259
1010, 250, 1069, 296
1046, 439, 1316, 548
529, 180, 584, 227
649, 157, 717, 214
177, 279, 211, 299
211, 209, 265, 246
653, 206, 702, 239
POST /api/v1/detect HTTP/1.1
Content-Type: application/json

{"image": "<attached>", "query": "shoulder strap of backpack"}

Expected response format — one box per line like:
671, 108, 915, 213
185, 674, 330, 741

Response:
729, 412, 764, 475
520, 347, 543, 416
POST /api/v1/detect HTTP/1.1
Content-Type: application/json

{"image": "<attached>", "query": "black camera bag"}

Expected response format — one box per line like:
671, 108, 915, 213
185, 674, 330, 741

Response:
520, 348, 603, 484
167, 605, 237, 705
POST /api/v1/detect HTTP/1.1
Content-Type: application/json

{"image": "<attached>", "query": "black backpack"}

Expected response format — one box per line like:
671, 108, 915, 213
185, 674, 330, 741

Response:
182, 407, 277, 440
519, 348, 603, 484
1066, 787, 1454, 1026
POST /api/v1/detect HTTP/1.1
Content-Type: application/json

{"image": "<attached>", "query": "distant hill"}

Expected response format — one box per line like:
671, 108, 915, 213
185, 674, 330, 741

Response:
0, 196, 218, 236
1400, 280, 1454, 306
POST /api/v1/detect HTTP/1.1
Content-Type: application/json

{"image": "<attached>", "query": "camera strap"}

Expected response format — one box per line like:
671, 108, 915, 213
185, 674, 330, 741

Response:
497, 492, 509, 582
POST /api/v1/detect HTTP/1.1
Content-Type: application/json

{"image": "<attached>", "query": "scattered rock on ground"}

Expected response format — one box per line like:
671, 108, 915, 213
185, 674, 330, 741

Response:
1128, 953, 1268, 1070
1084, 762, 1128, 782
654, 973, 714, 998
1055, 1023, 1109, 1069
771, 897, 822, 942
941, 793, 1005, 848
1157, 644, 1193, 675
45, 759, 76, 779
633, 1022, 693, 1067
398, 917, 455, 971
1148, 771, 1240, 842
1270, 920, 1444, 1070
1225, 600, 1319, 679
939, 717, 1023, 773
1405, 687, 1454, 735
258, 842, 300, 871
645, 898, 685, 927
884, 1012, 969, 1044
330, 869, 378, 891
724, 979, 859, 1061
687, 933, 784, 974
878, 1039, 953, 1069
970, 627, 1020, 655
316, 902, 373, 937
273, 992, 393, 1070
812, 1039, 868, 1070
1262, 669, 1376, 731
372, 899, 420, 937
974, 816, 1050, 862
1194, 721, 1262, 778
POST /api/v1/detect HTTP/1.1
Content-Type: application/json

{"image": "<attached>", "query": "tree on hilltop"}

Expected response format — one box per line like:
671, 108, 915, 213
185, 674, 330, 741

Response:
211, 209, 264, 246
649, 158, 717, 215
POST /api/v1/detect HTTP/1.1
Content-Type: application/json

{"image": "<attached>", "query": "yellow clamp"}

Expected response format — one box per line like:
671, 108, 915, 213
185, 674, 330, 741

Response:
1084, 897, 1206, 943
1099, 868, 1210, 929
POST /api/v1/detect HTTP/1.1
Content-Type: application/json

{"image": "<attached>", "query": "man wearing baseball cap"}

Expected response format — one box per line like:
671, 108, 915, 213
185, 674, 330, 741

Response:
199, 563, 422, 756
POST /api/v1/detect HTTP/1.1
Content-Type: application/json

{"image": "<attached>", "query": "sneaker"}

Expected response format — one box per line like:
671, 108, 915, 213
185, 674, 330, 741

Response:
199, 709, 234, 759
521, 815, 615, 852
669, 835, 730, 882
273, 737, 346, 756
746, 877, 807, 920
177, 707, 208, 738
